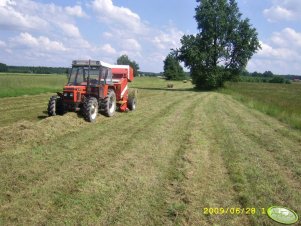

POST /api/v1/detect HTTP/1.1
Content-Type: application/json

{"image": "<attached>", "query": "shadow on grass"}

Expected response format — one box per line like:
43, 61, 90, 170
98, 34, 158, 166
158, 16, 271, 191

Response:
135, 87, 207, 93
37, 115, 48, 119
37, 111, 48, 120
38, 111, 86, 120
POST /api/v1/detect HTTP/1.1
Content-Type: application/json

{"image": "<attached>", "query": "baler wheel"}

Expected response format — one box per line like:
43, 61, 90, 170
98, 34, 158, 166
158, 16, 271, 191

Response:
128, 96, 136, 111
47, 96, 64, 116
83, 97, 98, 122
128, 89, 137, 111
101, 89, 116, 117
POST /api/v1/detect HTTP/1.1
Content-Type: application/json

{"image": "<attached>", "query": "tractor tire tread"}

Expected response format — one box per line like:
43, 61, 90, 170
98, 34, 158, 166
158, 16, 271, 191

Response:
83, 97, 98, 122
47, 96, 64, 116
100, 89, 116, 117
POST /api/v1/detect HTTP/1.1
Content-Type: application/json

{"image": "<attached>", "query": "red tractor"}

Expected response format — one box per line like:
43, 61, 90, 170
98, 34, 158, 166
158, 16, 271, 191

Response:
47, 60, 136, 122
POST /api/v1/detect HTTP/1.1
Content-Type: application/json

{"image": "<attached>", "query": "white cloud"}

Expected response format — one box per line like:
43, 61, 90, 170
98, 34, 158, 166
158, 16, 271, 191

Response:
0, 40, 6, 47
271, 28, 301, 48
91, 0, 146, 34
248, 28, 301, 74
102, 32, 113, 38
263, 0, 301, 22
258, 28, 301, 60
153, 26, 184, 50
65, 5, 87, 18
101, 43, 116, 54
57, 23, 81, 38
0, 0, 15, 7
124, 39, 141, 51
258, 41, 298, 59
263, 6, 295, 22
0, 0, 48, 30
12, 32, 67, 52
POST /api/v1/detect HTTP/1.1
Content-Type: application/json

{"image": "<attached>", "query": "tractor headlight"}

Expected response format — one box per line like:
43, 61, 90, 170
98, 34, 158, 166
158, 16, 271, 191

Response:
70, 93, 74, 97
64, 93, 68, 97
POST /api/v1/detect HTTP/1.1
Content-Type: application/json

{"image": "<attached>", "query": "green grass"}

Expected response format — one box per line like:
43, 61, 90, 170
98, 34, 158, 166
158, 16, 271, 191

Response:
0, 73, 191, 98
220, 82, 301, 130
0, 77, 300, 225
0, 73, 67, 98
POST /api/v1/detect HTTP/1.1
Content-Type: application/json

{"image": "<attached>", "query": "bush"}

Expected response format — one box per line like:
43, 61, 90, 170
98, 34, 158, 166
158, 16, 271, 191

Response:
191, 67, 225, 90
269, 76, 285, 84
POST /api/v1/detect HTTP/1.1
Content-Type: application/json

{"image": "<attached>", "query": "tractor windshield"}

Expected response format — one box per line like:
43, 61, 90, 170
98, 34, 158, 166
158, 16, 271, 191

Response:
68, 65, 113, 86
68, 66, 101, 86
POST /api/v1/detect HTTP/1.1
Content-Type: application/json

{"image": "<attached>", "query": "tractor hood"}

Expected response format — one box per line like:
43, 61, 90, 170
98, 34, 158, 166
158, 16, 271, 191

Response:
63, 85, 86, 92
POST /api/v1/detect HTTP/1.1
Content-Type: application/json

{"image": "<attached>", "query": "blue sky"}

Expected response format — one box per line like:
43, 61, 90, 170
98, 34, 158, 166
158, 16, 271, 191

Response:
0, 0, 300, 74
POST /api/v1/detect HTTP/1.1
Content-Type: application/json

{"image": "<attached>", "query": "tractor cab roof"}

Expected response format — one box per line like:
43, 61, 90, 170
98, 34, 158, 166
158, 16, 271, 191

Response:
72, 60, 113, 68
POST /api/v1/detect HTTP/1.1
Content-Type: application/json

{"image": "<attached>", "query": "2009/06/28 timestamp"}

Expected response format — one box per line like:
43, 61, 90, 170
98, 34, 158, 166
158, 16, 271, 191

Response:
203, 207, 267, 215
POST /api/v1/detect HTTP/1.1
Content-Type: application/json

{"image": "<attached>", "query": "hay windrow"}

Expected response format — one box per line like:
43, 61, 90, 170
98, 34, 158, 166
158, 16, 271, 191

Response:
128, 88, 138, 105
167, 83, 174, 88
0, 113, 87, 151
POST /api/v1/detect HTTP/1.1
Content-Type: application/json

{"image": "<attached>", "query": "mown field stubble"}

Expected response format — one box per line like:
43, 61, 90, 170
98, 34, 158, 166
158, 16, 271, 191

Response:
0, 77, 300, 225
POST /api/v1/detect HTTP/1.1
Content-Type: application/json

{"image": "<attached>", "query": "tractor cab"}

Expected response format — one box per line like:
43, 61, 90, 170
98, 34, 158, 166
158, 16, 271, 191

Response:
68, 60, 113, 86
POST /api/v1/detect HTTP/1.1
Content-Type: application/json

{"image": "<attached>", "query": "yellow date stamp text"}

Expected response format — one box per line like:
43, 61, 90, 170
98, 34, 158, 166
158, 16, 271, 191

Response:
203, 207, 267, 215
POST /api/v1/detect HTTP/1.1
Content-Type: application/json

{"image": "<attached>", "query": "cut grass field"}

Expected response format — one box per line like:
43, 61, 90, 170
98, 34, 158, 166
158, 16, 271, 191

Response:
0, 73, 67, 97
0, 77, 300, 225
221, 82, 301, 130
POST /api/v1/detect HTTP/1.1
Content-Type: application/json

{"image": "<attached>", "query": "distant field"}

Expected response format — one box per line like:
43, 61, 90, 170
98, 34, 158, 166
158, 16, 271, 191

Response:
0, 73, 67, 98
0, 77, 300, 225
221, 82, 301, 130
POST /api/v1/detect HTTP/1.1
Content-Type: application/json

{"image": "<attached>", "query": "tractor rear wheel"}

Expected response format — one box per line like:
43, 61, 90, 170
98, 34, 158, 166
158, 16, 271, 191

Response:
83, 97, 98, 122
128, 96, 136, 111
101, 89, 116, 117
48, 96, 64, 116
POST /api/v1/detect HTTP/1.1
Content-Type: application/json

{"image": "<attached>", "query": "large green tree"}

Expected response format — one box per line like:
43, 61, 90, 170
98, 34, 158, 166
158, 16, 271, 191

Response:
117, 55, 140, 77
175, 0, 261, 89
163, 54, 186, 80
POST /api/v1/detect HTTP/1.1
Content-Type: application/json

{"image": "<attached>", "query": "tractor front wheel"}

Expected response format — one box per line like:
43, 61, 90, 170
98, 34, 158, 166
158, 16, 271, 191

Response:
83, 97, 98, 122
48, 96, 64, 116
101, 89, 116, 117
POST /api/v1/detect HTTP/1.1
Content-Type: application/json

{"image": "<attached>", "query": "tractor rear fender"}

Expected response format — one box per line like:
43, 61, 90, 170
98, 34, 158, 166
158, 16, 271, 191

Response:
103, 86, 115, 97
99, 85, 109, 99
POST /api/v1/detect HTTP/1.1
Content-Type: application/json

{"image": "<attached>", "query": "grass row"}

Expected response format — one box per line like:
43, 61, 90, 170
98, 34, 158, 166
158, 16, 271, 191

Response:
220, 82, 301, 130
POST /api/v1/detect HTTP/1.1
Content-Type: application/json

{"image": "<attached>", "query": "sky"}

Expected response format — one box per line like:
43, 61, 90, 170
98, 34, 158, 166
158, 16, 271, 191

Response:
0, 0, 300, 75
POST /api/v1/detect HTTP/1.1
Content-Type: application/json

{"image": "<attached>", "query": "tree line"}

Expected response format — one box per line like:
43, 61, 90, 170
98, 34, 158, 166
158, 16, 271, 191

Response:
242, 70, 300, 80
0, 55, 141, 76
240, 70, 295, 84
0, 63, 69, 74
